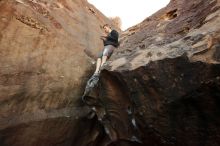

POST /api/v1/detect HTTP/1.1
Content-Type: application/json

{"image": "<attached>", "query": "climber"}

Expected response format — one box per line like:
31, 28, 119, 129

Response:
92, 24, 120, 77
82, 24, 119, 102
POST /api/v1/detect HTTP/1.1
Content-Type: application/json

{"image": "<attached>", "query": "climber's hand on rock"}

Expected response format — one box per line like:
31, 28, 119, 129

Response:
100, 36, 106, 40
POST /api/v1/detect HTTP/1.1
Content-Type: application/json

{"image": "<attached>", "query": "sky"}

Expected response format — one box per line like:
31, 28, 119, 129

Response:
88, 0, 170, 30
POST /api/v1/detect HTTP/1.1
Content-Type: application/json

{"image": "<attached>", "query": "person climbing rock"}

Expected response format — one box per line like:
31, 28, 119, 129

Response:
82, 24, 119, 103
93, 24, 120, 77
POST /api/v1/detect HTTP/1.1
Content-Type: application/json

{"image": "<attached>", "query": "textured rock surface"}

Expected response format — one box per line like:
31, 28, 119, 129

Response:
1, 0, 220, 146
100, 0, 220, 145
0, 0, 117, 146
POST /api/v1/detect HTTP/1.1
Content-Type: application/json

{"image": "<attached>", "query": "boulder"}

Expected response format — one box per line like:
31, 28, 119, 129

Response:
91, 0, 220, 145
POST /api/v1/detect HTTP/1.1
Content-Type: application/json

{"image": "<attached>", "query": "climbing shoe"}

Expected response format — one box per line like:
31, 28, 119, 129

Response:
92, 72, 100, 78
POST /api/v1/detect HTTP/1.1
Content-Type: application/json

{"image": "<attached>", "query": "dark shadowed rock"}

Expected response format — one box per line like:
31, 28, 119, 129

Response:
86, 0, 220, 145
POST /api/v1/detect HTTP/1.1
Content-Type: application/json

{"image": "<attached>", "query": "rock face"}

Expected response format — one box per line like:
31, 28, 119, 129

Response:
0, 0, 117, 146
85, 0, 220, 146
1, 0, 220, 146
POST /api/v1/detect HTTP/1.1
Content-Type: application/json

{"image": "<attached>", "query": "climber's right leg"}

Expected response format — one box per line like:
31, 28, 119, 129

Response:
100, 55, 108, 67
94, 57, 102, 74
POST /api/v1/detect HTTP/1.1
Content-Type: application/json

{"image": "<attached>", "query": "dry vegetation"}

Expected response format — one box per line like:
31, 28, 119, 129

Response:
109, 16, 122, 29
